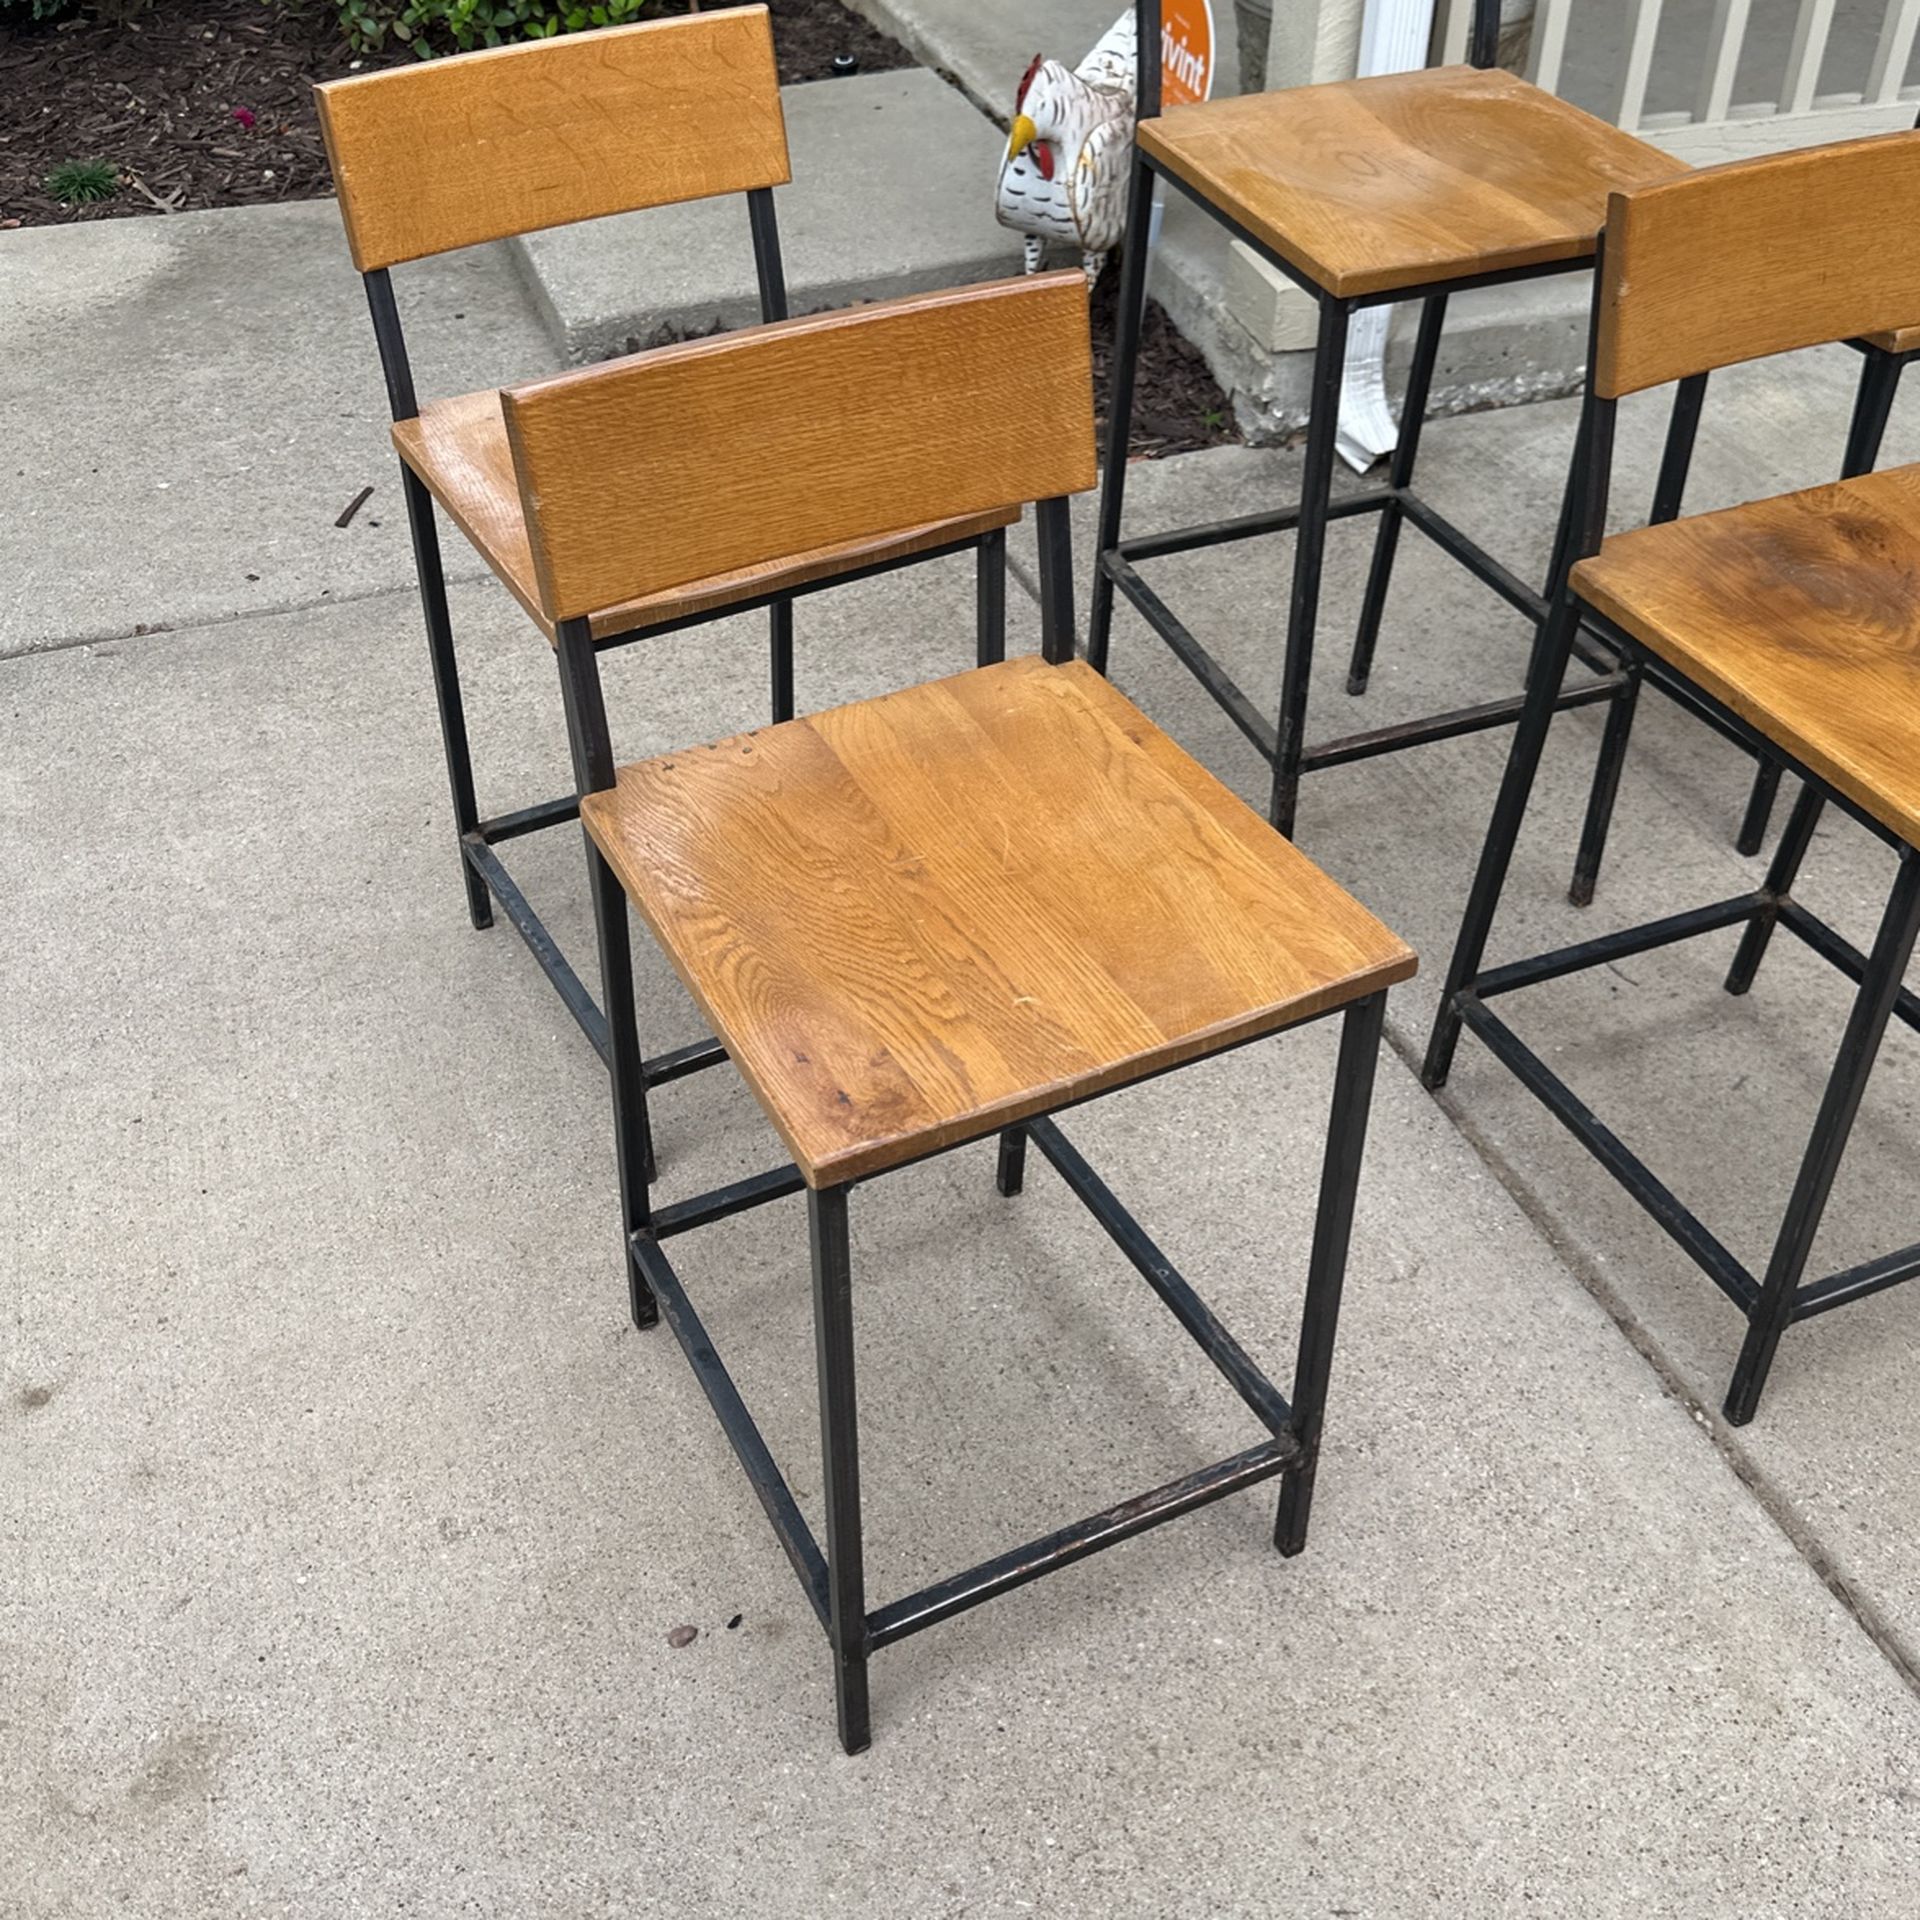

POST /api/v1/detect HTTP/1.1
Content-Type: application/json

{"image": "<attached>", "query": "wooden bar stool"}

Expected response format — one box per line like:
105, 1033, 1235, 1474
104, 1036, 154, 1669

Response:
1425, 131, 1920, 1425
1693, 101, 1920, 869
1566, 294, 1920, 902
1089, 0, 1687, 840
314, 11, 1012, 1109
1551, 316, 1912, 906
502, 274, 1415, 1750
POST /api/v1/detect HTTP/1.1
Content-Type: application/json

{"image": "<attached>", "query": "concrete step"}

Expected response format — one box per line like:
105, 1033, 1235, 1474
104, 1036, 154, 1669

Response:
512, 68, 1023, 364
843, 0, 1130, 118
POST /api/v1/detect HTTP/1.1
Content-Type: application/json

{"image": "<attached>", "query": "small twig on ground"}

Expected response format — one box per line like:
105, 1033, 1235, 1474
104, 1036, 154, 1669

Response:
122, 171, 182, 212
335, 485, 374, 529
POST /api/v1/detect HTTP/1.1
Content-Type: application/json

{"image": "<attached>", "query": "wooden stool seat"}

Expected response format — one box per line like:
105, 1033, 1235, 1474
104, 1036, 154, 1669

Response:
581, 656, 1414, 1186
1864, 323, 1920, 355
393, 389, 1018, 645
1573, 463, 1920, 849
1137, 66, 1685, 301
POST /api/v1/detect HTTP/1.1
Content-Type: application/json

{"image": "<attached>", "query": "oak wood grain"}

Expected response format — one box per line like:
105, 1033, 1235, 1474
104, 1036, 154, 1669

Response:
581, 657, 1416, 1186
501, 274, 1096, 624
315, 8, 788, 272
1864, 325, 1920, 355
392, 389, 1016, 643
1573, 462, 1920, 847
1136, 65, 1684, 301
1597, 131, 1920, 397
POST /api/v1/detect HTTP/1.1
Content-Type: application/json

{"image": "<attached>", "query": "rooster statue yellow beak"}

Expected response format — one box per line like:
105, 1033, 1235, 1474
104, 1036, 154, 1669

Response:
1007, 114, 1038, 161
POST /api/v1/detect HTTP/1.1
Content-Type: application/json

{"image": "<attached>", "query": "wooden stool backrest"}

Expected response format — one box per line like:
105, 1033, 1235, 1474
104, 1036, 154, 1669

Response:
502, 273, 1097, 623
315, 8, 788, 272
1596, 130, 1920, 398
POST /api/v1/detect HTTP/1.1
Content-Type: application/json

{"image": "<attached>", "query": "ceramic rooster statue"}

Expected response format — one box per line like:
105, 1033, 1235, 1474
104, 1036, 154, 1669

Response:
994, 8, 1136, 284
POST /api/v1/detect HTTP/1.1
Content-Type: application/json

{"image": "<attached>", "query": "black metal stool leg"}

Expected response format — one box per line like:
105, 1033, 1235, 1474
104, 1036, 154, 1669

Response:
1735, 762, 1784, 858
995, 1125, 1028, 1196
809, 1183, 870, 1753
588, 844, 660, 1322
976, 528, 1007, 666
1568, 664, 1641, 908
770, 598, 795, 724
1347, 293, 1448, 697
1276, 990, 1385, 1556
1087, 156, 1157, 677
1423, 591, 1585, 1089
1567, 371, 1706, 905
1724, 852, 1920, 1424
556, 618, 660, 1201
1725, 784, 1826, 997
1845, 345, 1906, 478
400, 466, 492, 931
1269, 295, 1352, 838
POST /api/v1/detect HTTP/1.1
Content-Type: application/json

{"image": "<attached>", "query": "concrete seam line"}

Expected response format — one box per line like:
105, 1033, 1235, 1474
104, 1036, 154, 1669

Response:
1, 568, 494, 661
1383, 1021, 1920, 1705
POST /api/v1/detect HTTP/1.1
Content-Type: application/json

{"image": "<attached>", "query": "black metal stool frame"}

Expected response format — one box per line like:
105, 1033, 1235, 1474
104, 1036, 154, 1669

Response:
555, 496, 1390, 1753
1090, 0, 1644, 842
1425, 242, 1920, 1426
363, 187, 1011, 1111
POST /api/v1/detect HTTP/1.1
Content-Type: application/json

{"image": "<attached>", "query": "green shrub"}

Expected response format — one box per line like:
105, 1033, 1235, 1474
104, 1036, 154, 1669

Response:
338, 0, 655, 58
46, 158, 121, 204
1, 0, 81, 24
0, 0, 151, 24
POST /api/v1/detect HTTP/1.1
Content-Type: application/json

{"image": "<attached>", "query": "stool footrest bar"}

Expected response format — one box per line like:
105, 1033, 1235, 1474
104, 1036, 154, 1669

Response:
1026, 1117, 1293, 1435
653, 1163, 808, 1239
1400, 493, 1548, 624
645, 1034, 729, 1087
476, 794, 579, 843
631, 1231, 832, 1629
1104, 554, 1279, 759
1780, 902, 1920, 1037
1112, 488, 1395, 566
1475, 893, 1768, 1000
1455, 995, 1761, 1314
463, 832, 611, 1065
1794, 1239, 1920, 1321
864, 1438, 1297, 1651
465, 834, 733, 1082
1300, 675, 1624, 774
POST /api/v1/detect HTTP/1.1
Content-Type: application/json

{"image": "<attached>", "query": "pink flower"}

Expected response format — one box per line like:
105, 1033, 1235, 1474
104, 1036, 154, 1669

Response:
232, 107, 257, 130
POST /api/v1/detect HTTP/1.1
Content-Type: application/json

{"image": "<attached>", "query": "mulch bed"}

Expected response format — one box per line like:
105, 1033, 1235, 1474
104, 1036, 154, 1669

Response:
1091, 260, 1238, 459
0, 0, 909, 225
0, 0, 1237, 455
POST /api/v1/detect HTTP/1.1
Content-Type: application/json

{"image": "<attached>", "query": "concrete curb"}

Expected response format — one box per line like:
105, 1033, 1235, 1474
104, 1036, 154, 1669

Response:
511, 69, 1024, 363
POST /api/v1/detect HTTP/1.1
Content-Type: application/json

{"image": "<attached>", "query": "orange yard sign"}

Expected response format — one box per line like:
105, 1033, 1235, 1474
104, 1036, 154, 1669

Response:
1160, 0, 1216, 106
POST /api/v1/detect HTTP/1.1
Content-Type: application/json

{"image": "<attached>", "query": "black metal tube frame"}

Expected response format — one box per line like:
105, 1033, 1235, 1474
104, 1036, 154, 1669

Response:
619, 991, 1385, 1749
1090, 130, 1641, 842
1567, 335, 1917, 895
1425, 273, 1920, 1419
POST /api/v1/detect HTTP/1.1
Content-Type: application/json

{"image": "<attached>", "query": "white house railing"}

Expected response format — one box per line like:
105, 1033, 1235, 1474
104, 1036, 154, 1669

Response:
1433, 0, 1920, 158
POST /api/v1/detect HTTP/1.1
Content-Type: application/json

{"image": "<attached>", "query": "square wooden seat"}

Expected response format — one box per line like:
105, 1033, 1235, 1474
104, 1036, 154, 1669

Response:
1864, 323, 1920, 354
1137, 66, 1686, 301
393, 389, 1017, 645
581, 657, 1415, 1185
1573, 463, 1920, 849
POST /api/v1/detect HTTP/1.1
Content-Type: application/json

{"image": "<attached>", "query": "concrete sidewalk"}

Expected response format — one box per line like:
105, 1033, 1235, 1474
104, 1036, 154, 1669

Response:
8, 205, 1920, 1915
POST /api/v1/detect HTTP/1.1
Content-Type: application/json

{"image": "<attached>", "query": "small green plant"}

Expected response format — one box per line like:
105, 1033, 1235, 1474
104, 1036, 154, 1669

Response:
0, 0, 150, 22
46, 158, 121, 205
1201, 408, 1226, 431
338, 0, 653, 59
